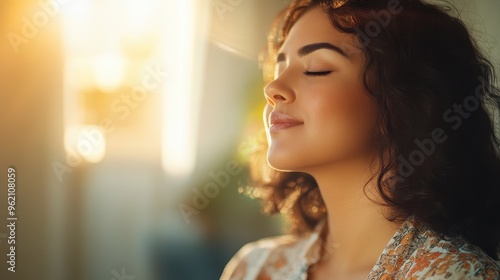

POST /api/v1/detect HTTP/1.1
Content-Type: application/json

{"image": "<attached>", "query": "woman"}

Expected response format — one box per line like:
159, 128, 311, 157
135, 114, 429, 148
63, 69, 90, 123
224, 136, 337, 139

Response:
221, 0, 500, 279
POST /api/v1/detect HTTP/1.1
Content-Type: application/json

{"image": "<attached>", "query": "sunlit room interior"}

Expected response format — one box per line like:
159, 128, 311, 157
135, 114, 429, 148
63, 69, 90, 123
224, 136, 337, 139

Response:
0, 0, 499, 279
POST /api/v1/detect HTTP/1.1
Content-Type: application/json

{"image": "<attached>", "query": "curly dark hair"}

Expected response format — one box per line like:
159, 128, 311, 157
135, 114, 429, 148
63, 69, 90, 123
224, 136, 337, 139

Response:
248, 0, 500, 260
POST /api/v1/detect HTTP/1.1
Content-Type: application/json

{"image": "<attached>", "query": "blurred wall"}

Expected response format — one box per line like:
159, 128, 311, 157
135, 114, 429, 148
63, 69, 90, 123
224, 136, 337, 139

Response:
0, 1, 64, 280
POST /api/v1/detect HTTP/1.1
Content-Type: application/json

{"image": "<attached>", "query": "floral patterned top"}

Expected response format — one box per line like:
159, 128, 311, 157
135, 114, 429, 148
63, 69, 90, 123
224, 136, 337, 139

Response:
220, 215, 500, 279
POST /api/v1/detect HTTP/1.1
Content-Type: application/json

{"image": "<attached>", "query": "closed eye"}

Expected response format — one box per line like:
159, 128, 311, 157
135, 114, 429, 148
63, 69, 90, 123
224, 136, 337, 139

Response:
304, 71, 332, 77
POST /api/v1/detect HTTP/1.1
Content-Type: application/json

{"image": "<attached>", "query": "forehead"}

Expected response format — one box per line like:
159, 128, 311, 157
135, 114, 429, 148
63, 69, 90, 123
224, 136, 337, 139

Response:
279, 6, 358, 56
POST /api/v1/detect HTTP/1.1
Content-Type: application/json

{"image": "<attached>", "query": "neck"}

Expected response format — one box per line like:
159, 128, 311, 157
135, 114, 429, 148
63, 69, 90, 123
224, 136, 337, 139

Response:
307, 155, 402, 274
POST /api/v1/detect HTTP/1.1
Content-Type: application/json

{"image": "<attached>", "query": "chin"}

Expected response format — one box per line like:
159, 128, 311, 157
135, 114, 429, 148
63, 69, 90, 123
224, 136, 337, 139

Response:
266, 147, 304, 172
266, 160, 293, 172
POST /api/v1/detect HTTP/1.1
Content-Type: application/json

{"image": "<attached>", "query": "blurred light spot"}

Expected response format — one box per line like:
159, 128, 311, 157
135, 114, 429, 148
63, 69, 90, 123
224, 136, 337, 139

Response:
65, 125, 106, 163
92, 51, 127, 92
123, 0, 157, 38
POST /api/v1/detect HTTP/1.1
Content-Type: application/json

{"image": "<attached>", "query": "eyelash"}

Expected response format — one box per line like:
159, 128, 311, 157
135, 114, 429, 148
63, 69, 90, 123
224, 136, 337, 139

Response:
304, 71, 332, 77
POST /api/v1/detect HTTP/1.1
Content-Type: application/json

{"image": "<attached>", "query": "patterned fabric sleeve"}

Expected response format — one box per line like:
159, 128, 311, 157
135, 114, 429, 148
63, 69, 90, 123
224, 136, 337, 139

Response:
402, 247, 500, 279
219, 235, 299, 280
219, 242, 260, 280
394, 224, 500, 280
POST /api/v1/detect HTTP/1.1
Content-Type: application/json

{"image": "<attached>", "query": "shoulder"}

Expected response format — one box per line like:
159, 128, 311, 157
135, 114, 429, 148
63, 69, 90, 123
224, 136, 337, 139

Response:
219, 233, 309, 280
403, 230, 500, 279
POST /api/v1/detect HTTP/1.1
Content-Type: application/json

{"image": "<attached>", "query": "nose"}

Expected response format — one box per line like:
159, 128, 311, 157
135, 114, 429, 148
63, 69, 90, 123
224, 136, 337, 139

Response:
264, 78, 295, 107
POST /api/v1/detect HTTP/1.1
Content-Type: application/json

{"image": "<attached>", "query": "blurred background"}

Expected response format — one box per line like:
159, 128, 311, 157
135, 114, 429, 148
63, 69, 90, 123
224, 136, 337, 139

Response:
0, 0, 498, 279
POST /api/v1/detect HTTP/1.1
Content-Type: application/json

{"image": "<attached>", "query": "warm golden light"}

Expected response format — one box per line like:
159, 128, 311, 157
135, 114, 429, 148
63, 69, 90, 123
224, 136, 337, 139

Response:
92, 51, 127, 92
161, 0, 210, 177
60, 0, 209, 176
123, 0, 158, 38
64, 125, 106, 163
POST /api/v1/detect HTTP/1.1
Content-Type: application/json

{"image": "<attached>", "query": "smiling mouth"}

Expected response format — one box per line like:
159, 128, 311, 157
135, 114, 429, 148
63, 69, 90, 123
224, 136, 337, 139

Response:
269, 122, 303, 132
269, 112, 304, 133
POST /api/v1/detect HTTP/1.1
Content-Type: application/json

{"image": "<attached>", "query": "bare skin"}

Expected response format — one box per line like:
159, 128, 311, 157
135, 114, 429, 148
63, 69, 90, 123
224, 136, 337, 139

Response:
263, 6, 402, 279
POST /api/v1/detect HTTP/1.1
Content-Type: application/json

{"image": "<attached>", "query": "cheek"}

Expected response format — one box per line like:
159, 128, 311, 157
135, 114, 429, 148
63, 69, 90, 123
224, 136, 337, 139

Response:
308, 84, 378, 153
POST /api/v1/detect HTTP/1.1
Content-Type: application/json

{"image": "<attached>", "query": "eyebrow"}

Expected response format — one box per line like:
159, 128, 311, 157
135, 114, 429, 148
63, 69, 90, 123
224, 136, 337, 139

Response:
276, 42, 349, 62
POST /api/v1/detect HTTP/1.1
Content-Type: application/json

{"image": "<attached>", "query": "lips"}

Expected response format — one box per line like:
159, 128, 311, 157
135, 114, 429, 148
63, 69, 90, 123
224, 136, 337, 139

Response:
269, 112, 304, 132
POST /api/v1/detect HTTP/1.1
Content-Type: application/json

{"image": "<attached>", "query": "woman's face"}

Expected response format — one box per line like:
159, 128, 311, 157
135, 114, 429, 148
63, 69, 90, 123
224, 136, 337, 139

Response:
264, 6, 379, 173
